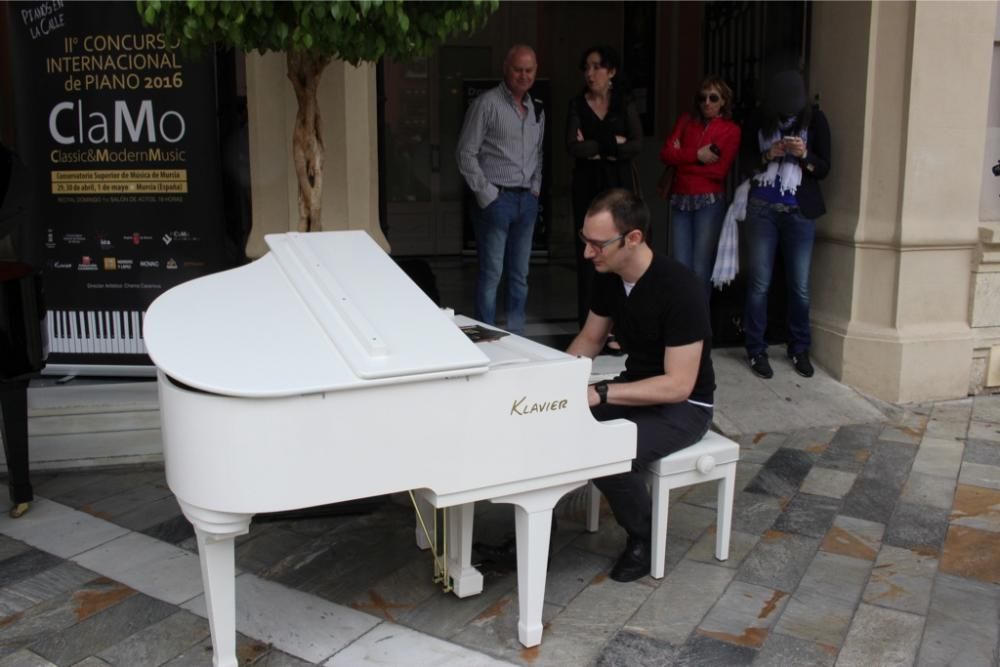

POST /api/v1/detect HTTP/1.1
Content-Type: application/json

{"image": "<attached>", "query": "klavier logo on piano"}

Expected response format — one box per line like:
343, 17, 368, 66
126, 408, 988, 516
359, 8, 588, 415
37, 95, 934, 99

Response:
510, 396, 568, 416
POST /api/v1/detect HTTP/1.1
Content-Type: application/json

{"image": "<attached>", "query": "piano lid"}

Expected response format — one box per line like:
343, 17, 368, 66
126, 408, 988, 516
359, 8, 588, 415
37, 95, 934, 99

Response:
144, 231, 490, 397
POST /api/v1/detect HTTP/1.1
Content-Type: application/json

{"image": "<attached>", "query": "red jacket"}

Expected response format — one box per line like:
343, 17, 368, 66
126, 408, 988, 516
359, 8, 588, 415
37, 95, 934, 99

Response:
659, 114, 741, 195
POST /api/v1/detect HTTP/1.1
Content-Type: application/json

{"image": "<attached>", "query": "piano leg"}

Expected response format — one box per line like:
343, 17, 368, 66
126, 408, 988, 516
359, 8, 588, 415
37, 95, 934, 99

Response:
446, 503, 483, 597
0, 379, 33, 518
492, 481, 586, 647
178, 500, 252, 667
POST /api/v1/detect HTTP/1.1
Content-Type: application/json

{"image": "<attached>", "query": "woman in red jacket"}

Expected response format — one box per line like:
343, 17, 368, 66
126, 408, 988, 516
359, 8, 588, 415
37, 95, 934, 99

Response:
658, 76, 740, 298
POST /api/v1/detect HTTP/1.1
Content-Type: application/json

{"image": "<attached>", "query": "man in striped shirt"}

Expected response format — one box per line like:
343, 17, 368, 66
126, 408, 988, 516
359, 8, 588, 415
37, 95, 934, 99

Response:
456, 44, 544, 335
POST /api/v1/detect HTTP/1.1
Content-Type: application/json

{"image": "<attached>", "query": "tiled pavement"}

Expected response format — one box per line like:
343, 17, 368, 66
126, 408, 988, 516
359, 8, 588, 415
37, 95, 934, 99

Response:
1, 348, 999, 666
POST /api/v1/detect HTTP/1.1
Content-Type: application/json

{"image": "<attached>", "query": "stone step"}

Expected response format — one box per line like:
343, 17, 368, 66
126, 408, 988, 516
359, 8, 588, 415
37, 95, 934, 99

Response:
2, 380, 163, 472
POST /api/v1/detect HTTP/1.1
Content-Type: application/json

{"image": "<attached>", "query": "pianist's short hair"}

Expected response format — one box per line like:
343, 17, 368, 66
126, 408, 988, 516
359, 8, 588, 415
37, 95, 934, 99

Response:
586, 188, 650, 241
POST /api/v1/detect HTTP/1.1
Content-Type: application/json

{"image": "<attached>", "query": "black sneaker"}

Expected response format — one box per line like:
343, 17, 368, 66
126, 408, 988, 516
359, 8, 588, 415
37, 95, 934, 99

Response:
789, 352, 814, 378
748, 353, 773, 379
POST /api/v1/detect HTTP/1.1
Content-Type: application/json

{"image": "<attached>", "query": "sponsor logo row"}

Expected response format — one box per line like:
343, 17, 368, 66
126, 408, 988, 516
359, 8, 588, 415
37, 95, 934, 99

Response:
45, 228, 199, 249
49, 257, 207, 271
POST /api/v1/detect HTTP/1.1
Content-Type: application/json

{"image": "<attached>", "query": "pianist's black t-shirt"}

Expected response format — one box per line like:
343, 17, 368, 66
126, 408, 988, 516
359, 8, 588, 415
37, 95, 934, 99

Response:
590, 253, 715, 405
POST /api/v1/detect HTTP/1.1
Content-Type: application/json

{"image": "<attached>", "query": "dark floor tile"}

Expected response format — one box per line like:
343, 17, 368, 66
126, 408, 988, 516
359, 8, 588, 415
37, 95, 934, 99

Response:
677, 633, 758, 666
962, 439, 1000, 466
29, 592, 176, 665
141, 515, 195, 545
736, 531, 821, 593
817, 424, 880, 472
732, 493, 785, 535
41, 471, 165, 510
752, 632, 837, 666
840, 477, 899, 524
884, 502, 950, 555
597, 630, 678, 667
772, 493, 841, 538
859, 441, 916, 488
744, 449, 814, 499
0, 577, 136, 653
0, 535, 32, 562
0, 549, 63, 588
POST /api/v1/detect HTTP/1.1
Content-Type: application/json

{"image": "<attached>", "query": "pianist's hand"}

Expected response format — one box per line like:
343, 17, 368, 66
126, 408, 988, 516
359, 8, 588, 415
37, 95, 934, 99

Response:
588, 384, 600, 407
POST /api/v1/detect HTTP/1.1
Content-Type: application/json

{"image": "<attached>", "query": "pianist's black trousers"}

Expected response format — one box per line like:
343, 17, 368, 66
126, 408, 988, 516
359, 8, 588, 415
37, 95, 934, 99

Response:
591, 400, 712, 542
1, 379, 33, 505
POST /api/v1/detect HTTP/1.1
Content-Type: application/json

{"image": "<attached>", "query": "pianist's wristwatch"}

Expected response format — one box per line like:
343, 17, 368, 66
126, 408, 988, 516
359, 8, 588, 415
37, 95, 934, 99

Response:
594, 380, 609, 405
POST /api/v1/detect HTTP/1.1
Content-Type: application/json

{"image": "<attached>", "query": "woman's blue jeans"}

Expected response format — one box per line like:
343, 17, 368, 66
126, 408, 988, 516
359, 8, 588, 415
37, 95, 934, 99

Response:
473, 189, 538, 335
669, 198, 726, 300
743, 202, 815, 357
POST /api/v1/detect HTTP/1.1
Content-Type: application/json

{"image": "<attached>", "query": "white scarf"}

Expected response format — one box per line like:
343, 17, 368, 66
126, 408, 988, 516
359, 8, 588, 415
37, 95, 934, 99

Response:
753, 123, 808, 196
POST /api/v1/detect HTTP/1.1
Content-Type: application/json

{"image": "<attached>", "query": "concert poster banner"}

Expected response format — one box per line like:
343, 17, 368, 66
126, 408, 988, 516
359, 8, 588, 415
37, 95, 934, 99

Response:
7, 1, 228, 372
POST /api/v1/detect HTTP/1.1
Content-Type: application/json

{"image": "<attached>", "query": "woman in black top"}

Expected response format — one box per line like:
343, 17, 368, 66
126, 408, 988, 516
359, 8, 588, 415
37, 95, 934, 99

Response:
567, 45, 642, 332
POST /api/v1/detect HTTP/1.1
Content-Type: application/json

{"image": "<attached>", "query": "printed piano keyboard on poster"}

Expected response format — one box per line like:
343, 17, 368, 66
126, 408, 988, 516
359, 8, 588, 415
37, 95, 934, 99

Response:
46, 309, 146, 354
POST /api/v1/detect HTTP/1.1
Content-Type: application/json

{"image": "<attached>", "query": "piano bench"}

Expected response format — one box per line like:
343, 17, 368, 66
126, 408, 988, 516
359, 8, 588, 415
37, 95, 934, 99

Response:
587, 429, 739, 579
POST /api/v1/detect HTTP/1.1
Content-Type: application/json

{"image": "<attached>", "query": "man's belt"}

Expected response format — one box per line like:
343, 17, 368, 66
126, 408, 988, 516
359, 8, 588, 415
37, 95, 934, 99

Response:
494, 185, 530, 193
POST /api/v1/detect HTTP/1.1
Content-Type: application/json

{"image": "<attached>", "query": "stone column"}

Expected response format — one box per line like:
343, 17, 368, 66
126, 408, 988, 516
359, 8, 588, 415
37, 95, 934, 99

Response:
244, 53, 388, 259
809, 0, 996, 403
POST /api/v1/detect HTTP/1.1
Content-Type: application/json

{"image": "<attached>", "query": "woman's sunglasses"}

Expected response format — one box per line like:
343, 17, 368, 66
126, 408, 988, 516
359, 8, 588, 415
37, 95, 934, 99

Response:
698, 93, 721, 103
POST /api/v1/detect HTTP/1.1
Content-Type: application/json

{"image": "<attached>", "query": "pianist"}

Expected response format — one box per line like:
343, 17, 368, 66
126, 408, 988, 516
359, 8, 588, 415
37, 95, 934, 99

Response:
567, 188, 715, 582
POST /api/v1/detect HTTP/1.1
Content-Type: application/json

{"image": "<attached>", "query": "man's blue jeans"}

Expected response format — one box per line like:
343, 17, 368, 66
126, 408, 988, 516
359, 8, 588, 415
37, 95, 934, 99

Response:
743, 202, 815, 357
473, 189, 538, 335
669, 198, 726, 300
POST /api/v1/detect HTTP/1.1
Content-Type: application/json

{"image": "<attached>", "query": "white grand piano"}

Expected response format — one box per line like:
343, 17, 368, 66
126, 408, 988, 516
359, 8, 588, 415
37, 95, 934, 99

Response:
144, 231, 636, 667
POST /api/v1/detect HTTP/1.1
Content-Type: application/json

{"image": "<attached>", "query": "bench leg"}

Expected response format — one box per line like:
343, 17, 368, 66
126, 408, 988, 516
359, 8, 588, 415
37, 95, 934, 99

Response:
715, 465, 736, 561
649, 474, 669, 579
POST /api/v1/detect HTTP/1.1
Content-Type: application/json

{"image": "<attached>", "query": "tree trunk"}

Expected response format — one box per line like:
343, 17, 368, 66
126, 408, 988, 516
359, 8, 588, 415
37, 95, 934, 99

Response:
286, 51, 331, 233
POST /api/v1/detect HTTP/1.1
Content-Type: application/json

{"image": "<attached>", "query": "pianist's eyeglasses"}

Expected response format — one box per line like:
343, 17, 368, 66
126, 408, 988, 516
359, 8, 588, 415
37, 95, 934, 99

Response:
578, 231, 625, 253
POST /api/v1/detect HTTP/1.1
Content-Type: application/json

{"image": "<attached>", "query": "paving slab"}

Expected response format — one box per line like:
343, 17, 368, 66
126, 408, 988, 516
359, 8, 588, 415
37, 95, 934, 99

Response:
744, 448, 814, 499
28, 592, 176, 666
698, 580, 788, 649
916, 572, 1000, 667
900, 472, 957, 509
686, 528, 758, 568
971, 394, 1000, 421
958, 461, 1000, 490
966, 419, 1000, 441
503, 577, 653, 667
912, 437, 965, 479
678, 633, 757, 666
95, 609, 209, 667
835, 603, 924, 667
840, 476, 899, 524
0, 649, 57, 667
325, 622, 513, 666
773, 551, 870, 647
938, 524, 1000, 583
0, 495, 129, 559
183, 574, 381, 665
752, 632, 837, 667
883, 502, 950, 555
626, 559, 736, 646
817, 425, 879, 473
861, 545, 937, 615
819, 515, 885, 561
772, 493, 841, 538
735, 531, 820, 593
595, 630, 677, 667
949, 484, 1000, 533
800, 467, 856, 499
962, 438, 1000, 465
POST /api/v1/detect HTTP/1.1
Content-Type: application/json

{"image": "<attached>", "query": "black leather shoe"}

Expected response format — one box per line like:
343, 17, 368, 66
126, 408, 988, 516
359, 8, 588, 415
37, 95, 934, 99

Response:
748, 353, 773, 379
789, 352, 814, 378
609, 537, 651, 582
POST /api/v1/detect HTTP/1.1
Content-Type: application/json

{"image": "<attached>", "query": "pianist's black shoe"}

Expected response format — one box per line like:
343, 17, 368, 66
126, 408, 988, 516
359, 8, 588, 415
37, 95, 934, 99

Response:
609, 536, 651, 582
472, 518, 560, 573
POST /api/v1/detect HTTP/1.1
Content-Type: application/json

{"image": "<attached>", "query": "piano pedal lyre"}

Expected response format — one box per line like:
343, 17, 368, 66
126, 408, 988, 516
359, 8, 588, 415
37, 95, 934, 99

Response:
408, 491, 452, 593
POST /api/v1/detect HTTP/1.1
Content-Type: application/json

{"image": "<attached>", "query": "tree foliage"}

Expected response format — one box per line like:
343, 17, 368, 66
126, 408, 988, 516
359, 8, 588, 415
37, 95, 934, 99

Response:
136, 1, 497, 65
